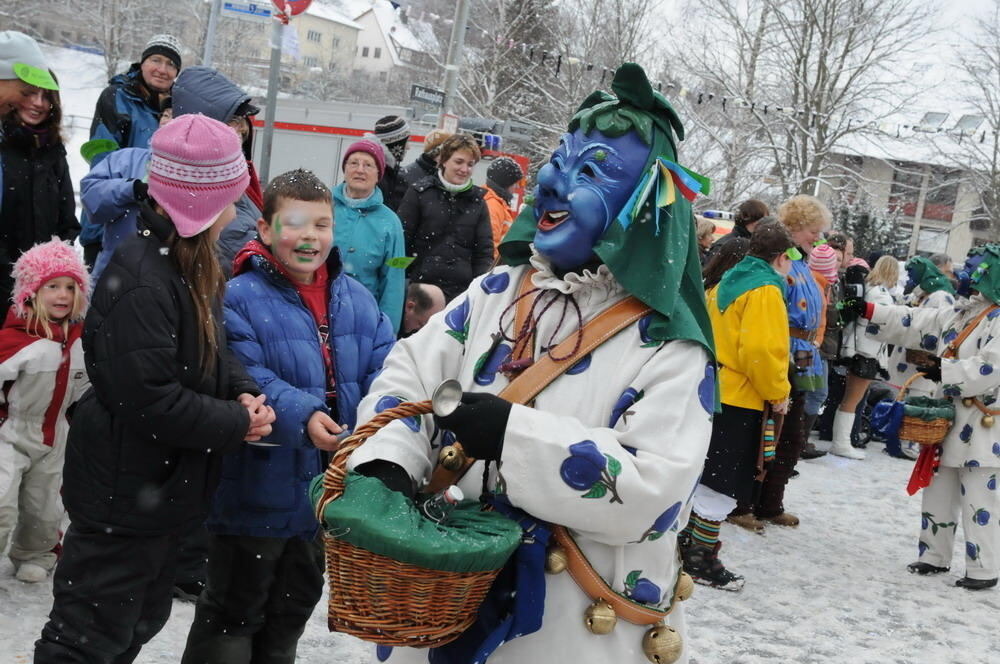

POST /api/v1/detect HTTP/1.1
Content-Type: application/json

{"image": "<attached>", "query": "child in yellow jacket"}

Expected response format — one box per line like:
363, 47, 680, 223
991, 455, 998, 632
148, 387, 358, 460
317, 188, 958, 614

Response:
680, 220, 795, 591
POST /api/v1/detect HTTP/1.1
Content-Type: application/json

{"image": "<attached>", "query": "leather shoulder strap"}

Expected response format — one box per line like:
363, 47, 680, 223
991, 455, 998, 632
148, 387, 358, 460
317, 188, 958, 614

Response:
943, 304, 999, 359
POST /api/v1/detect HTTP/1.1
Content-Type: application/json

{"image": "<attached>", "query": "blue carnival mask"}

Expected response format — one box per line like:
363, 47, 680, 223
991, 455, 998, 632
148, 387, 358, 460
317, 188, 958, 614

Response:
957, 253, 988, 297
532, 128, 652, 270
905, 266, 918, 292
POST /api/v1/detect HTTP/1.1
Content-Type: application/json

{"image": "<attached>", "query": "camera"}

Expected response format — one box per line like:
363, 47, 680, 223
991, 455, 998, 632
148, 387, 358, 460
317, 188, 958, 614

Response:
843, 283, 864, 299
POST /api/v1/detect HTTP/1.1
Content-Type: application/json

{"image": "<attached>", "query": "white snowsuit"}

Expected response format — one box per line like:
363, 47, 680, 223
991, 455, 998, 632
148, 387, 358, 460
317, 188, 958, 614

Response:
885, 287, 956, 397
0, 332, 88, 571
868, 294, 1000, 580
349, 255, 713, 663
841, 284, 895, 368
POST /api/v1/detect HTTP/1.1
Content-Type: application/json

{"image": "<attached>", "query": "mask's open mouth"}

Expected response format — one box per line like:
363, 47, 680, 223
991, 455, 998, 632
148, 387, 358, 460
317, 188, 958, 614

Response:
538, 210, 570, 231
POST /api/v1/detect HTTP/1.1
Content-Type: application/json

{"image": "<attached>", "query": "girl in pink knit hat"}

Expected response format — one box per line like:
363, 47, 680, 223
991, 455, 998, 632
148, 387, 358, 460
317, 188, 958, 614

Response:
36, 114, 277, 662
0, 239, 89, 584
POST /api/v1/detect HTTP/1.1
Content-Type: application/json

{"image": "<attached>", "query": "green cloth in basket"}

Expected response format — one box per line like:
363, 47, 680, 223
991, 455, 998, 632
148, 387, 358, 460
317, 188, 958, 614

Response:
309, 472, 522, 574
903, 396, 955, 422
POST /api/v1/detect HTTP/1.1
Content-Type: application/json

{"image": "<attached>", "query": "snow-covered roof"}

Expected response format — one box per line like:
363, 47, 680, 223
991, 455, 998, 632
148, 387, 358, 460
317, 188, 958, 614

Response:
339, 0, 430, 65
305, 1, 362, 30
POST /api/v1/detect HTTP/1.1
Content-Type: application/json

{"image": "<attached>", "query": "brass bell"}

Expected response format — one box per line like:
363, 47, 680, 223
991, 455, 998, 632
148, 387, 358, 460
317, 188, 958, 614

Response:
963, 397, 975, 408
982, 415, 995, 428
583, 599, 617, 635
438, 445, 467, 471
545, 546, 568, 574
642, 621, 684, 664
672, 572, 694, 602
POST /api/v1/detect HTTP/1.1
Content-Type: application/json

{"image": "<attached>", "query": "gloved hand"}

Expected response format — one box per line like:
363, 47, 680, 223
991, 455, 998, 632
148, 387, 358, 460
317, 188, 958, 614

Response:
841, 297, 868, 321
355, 460, 415, 499
916, 356, 942, 382
132, 179, 148, 201
434, 392, 512, 461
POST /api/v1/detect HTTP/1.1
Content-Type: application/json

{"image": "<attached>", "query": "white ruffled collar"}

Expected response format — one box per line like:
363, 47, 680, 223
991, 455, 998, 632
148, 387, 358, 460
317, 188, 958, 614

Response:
527, 247, 625, 304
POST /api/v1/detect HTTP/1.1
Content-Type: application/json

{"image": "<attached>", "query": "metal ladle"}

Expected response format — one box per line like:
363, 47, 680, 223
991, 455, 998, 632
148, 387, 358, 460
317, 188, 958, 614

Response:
431, 379, 463, 418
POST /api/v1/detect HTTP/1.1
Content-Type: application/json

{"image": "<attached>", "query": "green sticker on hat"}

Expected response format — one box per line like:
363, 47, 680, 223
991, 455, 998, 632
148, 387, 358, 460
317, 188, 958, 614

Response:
80, 138, 119, 165
386, 256, 415, 269
12, 62, 58, 90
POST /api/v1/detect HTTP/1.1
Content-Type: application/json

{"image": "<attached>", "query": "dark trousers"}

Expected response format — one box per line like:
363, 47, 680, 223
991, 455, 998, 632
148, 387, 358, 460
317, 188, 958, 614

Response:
756, 390, 807, 517
35, 524, 181, 664
180, 533, 325, 664
816, 366, 847, 440
83, 243, 101, 271
174, 524, 209, 585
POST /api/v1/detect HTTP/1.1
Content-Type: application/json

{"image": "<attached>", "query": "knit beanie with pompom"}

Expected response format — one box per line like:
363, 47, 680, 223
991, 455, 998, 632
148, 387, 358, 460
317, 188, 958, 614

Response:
12, 238, 89, 318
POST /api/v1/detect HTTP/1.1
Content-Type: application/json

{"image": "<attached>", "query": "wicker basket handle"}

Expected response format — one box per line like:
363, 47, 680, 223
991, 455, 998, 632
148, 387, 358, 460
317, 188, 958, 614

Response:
314, 400, 433, 522
895, 372, 927, 402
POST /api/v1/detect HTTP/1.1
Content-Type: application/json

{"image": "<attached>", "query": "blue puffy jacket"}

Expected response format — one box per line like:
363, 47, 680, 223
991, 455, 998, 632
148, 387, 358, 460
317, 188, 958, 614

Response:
81, 147, 150, 284
81, 65, 164, 248
333, 182, 406, 333
210, 242, 395, 539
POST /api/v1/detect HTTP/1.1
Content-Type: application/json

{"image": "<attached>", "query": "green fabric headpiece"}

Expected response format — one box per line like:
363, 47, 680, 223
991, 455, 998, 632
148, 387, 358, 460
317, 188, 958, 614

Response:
906, 256, 955, 296
968, 244, 1000, 305
716, 256, 787, 312
498, 63, 715, 364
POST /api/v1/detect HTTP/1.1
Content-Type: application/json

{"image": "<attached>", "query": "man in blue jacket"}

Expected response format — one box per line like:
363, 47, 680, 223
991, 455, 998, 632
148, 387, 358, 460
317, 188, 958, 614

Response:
81, 34, 181, 266
181, 169, 394, 663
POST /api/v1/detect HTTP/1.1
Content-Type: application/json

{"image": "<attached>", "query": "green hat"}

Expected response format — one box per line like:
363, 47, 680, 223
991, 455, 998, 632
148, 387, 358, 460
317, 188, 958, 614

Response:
905, 255, 955, 296
499, 63, 716, 366
968, 244, 1000, 305
80, 138, 120, 165
0, 31, 58, 91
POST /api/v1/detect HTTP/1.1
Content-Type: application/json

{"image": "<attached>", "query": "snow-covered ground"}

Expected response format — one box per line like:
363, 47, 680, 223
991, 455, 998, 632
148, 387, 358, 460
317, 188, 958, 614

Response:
2, 437, 997, 663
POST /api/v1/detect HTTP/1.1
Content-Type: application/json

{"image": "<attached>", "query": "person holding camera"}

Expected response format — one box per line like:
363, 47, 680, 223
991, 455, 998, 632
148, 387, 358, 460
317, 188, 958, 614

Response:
833, 256, 899, 459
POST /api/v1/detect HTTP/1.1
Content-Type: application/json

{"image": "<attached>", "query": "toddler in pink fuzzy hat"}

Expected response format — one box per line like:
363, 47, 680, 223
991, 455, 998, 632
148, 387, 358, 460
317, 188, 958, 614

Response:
0, 238, 90, 584
808, 242, 840, 283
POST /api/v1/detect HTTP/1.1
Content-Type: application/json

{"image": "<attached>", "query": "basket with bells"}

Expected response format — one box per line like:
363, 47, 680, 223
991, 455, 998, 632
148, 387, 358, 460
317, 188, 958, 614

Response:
434, 379, 695, 664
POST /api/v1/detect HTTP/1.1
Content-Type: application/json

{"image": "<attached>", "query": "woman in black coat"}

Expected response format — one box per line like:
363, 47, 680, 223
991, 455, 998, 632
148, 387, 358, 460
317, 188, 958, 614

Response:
35, 114, 275, 664
0, 77, 79, 321
396, 134, 493, 302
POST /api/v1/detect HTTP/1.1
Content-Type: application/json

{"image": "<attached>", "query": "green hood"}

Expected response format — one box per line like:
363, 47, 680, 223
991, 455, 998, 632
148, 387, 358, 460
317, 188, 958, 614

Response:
717, 256, 787, 312
906, 256, 955, 296
969, 244, 1000, 305
498, 63, 714, 363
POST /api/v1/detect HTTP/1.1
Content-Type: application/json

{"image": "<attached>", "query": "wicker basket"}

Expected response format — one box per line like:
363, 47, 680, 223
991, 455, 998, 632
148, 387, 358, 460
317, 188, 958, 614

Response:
313, 401, 508, 648
897, 373, 952, 446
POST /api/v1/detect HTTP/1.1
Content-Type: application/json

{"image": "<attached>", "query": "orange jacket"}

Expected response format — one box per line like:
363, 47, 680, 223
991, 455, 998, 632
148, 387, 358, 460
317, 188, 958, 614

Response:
483, 187, 516, 258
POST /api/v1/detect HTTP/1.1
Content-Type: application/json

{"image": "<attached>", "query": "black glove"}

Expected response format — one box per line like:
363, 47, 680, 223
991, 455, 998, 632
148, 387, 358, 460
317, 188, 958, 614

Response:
355, 460, 415, 499
916, 356, 942, 382
840, 297, 867, 321
433, 392, 512, 461
132, 179, 148, 202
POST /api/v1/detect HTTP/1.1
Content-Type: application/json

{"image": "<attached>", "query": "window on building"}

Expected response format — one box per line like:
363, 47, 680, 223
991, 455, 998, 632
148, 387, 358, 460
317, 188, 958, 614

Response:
374, 47, 382, 59
378, 71, 388, 81
307, 30, 322, 43
251, 48, 261, 59
331, 37, 341, 49
362, 46, 370, 57
889, 161, 924, 219
922, 168, 962, 223
304, 55, 319, 67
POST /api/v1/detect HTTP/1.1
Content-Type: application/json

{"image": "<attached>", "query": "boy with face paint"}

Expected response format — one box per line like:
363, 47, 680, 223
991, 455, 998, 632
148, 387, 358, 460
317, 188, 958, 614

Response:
181, 170, 395, 663
349, 64, 714, 664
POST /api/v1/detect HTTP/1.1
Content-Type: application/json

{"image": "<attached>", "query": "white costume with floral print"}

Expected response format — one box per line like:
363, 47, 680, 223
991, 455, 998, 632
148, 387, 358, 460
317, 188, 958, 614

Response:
868, 294, 1000, 580
349, 253, 713, 663
886, 287, 956, 397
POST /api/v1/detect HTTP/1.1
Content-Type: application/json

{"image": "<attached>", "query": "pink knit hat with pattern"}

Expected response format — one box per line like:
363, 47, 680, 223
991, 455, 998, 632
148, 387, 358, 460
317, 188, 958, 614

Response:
342, 138, 386, 180
12, 238, 89, 318
148, 114, 250, 238
808, 243, 840, 282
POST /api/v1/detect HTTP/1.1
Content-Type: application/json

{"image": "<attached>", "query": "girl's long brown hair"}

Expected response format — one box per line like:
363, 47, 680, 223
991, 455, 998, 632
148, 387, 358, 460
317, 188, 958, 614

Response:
170, 231, 225, 377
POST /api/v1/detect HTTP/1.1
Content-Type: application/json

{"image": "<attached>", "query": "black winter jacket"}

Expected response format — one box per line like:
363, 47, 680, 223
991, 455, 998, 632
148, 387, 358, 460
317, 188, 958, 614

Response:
397, 175, 493, 302
63, 203, 258, 536
377, 164, 411, 213
0, 119, 80, 320
401, 153, 437, 187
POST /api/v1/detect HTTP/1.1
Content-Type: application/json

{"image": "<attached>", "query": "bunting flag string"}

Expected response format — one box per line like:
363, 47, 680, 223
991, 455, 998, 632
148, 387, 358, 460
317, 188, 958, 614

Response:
487, 33, 997, 144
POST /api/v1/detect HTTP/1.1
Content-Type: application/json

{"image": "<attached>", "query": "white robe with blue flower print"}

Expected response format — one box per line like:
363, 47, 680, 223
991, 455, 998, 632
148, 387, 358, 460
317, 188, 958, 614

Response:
868, 293, 1000, 469
348, 252, 713, 664
885, 288, 955, 398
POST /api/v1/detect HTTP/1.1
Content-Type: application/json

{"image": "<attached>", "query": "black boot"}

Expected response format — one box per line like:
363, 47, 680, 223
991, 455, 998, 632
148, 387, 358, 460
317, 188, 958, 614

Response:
799, 413, 826, 459
679, 533, 745, 592
907, 561, 949, 575
956, 576, 998, 590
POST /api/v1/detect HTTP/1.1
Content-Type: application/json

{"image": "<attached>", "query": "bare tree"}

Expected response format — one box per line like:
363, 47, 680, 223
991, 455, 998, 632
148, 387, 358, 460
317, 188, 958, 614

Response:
669, 0, 937, 204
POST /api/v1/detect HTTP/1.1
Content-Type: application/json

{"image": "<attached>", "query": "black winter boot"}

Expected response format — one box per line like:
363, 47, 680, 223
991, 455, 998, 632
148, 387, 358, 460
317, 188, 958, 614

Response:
956, 577, 998, 590
907, 561, 949, 575
679, 533, 745, 592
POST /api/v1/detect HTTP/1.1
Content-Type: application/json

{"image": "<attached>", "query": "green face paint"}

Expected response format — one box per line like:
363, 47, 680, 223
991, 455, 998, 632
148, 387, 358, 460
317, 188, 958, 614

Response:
272, 214, 282, 240
294, 243, 315, 263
